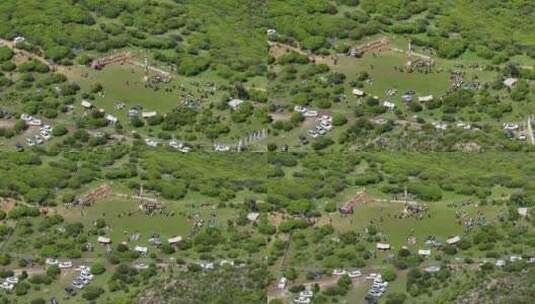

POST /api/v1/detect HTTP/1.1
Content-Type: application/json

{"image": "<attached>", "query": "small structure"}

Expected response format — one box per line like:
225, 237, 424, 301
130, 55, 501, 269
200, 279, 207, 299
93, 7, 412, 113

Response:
424, 266, 441, 273
376, 243, 391, 251
81, 100, 93, 109
446, 235, 461, 245
59, 261, 73, 269
278, 277, 288, 289
247, 212, 260, 222
303, 110, 318, 118
495, 259, 506, 267
228, 99, 244, 110
168, 236, 183, 245
98, 236, 111, 245
134, 246, 148, 255
418, 249, 431, 257
503, 78, 518, 88
142, 111, 157, 119
13, 36, 25, 44
517, 207, 528, 217
418, 95, 434, 102
401, 95, 413, 103
105, 114, 118, 125
510, 255, 522, 262
383, 101, 395, 110
352, 88, 365, 97
145, 138, 158, 147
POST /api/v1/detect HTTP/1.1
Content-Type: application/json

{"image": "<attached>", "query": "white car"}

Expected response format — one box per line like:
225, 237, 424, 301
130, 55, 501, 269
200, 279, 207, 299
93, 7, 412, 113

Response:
299, 290, 314, 298
214, 144, 230, 152
26, 138, 35, 146
200, 262, 214, 270
45, 258, 59, 265
294, 105, 307, 113
75, 265, 90, 272
348, 270, 361, 278
294, 296, 311, 304
145, 138, 159, 147
134, 263, 149, 270
303, 110, 318, 117
20, 114, 32, 121
319, 115, 332, 122
0, 282, 14, 291
72, 282, 85, 289
28, 118, 42, 126
34, 135, 44, 145
332, 269, 347, 276
320, 122, 333, 131
277, 277, 288, 289
58, 261, 73, 269
41, 132, 52, 140
366, 273, 379, 280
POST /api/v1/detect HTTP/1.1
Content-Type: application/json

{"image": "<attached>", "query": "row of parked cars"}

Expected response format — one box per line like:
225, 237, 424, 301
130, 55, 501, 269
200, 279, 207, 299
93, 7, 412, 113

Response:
366, 273, 388, 298
26, 124, 53, 146
0, 276, 18, 291
307, 115, 333, 139
144, 138, 192, 152
293, 289, 314, 304
332, 268, 362, 278
67, 265, 93, 293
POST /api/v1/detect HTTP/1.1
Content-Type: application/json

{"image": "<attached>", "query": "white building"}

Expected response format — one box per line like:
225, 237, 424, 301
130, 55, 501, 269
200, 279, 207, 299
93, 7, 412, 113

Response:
447, 236, 461, 245
352, 88, 365, 97
424, 266, 441, 273
418, 95, 434, 102
247, 212, 260, 222
81, 100, 93, 109
145, 138, 159, 147
517, 207, 528, 217
13, 36, 25, 44
376, 243, 391, 250
105, 114, 118, 124
277, 277, 288, 289
383, 101, 395, 110
168, 236, 183, 245
503, 78, 518, 88
142, 111, 157, 119
134, 246, 148, 255
97, 236, 111, 244
228, 99, 244, 110
303, 110, 318, 118
418, 249, 431, 257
